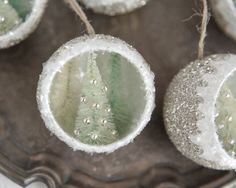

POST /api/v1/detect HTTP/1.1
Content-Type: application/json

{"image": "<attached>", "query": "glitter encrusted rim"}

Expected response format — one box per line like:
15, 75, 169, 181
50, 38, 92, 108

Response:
0, 0, 48, 49
79, 0, 149, 16
37, 34, 155, 153
210, 0, 236, 41
164, 54, 236, 170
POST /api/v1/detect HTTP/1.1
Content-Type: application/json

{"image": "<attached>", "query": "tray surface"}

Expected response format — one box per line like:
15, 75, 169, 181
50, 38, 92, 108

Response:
0, 0, 236, 187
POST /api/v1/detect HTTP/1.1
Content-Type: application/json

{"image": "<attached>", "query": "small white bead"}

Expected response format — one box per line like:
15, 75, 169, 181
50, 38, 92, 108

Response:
74, 129, 80, 135
229, 139, 235, 145
219, 124, 225, 129
101, 119, 107, 124
0, 16, 5, 23
106, 108, 111, 112
83, 118, 90, 124
102, 86, 108, 92
90, 132, 98, 140
80, 96, 86, 102
93, 103, 100, 109
90, 79, 97, 85
228, 116, 233, 122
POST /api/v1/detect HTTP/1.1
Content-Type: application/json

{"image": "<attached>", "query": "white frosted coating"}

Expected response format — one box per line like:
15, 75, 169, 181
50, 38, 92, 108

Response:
37, 34, 155, 153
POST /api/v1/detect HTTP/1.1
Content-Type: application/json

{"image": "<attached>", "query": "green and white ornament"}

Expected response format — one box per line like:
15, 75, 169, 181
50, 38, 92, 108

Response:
78, 0, 149, 16
210, 0, 236, 41
0, 0, 47, 49
37, 34, 155, 153
164, 54, 236, 170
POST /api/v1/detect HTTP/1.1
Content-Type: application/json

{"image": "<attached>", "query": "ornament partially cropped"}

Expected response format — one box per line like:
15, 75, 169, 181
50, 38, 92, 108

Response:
78, 0, 149, 16
0, 0, 47, 49
210, 0, 236, 41
164, 54, 236, 170
37, 34, 155, 153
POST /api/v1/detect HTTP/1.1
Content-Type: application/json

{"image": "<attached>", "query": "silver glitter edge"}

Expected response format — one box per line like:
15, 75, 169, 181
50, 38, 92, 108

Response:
164, 54, 236, 170
0, 0, 48, 49
79, 0, 149, 16
37, 34, 156, 153
209, 0, 236, 41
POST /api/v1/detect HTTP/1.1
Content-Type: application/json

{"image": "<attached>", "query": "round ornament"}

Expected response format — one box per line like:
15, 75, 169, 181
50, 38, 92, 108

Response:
0, 0, 47, 49
78, 0, 149, 16
210, 0, 236, 41
37, 34, 155, 153
164, 54, 236, 170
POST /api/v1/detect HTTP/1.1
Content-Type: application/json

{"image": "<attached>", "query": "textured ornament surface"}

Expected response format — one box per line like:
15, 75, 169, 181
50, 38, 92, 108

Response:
37, 34, 155, 153
164, 54, 236, 170
210, 0, 236, 41
79, 0, 149, 16
0, 0, 47, 49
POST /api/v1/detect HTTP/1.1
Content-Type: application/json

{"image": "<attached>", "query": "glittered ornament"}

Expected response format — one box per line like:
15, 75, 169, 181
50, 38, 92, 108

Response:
164, 54, 236, 170
210, 0, 236, 41
0, 0, 47, 49
37, 34, 155, 153
78, 0, 149, 16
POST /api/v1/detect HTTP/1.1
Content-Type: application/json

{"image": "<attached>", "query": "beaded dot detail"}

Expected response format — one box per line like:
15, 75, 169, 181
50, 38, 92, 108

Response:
37, 35, 155, 153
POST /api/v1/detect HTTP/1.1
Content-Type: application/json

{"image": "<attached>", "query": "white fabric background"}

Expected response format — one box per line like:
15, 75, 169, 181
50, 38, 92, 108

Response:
0, 173, 47, 188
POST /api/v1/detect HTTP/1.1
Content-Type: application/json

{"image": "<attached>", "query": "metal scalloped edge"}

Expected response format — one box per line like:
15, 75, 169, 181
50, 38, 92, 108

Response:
1, 151, 234, 188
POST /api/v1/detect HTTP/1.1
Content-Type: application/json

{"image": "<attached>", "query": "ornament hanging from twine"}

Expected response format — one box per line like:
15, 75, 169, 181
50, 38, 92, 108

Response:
77, 0, 150, 16
164, 0, 236, 170
210, 0, 236, 41
37, 0, 155, 153
0, 0, 48, 49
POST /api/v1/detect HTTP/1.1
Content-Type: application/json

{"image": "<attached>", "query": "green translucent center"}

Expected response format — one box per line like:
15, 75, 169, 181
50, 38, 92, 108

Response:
0, 0, 33, 35
215, 70, 236, 157
49, 51, 147, 146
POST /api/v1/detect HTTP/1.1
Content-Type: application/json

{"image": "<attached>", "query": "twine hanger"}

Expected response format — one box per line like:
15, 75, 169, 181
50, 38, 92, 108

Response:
198, 0, 210, 59
66, 0, 209, 59
65, 0, 95, 35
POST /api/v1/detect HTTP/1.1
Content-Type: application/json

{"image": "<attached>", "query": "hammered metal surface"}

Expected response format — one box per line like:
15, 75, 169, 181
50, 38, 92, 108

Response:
0, 0, 236, 187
